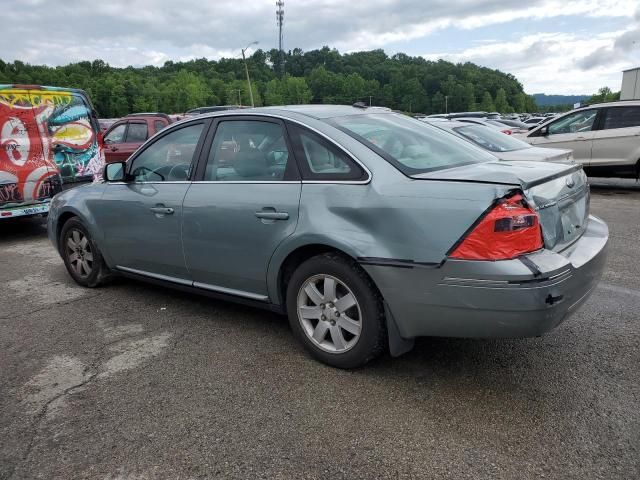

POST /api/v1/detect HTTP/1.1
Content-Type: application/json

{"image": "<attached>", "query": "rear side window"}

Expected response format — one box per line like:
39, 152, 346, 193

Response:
126, 122, 148, 142
288, 124, 364, 180
203, 120, 293, 181
603, 107, 640, 130
331, 113, 494, 175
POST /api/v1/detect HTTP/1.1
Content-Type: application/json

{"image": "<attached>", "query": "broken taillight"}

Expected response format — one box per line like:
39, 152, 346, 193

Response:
449, 193, 543, 261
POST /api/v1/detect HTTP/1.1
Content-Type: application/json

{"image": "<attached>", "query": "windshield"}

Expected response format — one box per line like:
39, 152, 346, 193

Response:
330, 113, 495, 174
453, 125, 532, 152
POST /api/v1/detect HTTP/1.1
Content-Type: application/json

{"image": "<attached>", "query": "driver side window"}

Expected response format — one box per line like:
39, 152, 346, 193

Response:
104, 124, 126, 144
129, 123, 204, 182
548, 109, 597, 135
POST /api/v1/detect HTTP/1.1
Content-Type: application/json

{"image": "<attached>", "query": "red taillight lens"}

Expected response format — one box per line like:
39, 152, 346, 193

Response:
450, 193, 543, 261
501, 129, 512, 135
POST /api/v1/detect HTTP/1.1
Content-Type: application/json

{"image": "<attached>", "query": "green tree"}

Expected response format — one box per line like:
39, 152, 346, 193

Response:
479, 91, 495, 112
431, 91, 445, 114
494, 88, 509, 113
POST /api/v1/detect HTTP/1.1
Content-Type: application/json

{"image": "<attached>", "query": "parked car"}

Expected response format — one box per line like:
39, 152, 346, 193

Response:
102, 113, 173, 163
1, 84, 103, 220
426, 119, 573, 162
455, 117, 515, 134
523, 116, 546, 127
524, 101, 640, 177
48, 105, 608, 368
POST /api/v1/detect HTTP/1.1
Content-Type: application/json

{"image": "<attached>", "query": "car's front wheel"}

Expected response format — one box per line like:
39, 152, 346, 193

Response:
286, 253, 386, 368
60, 218, 111, 288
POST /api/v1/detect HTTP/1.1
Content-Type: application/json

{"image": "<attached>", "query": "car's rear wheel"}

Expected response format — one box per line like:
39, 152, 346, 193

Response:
286, 252, 386, 368
60, 218, 111, 288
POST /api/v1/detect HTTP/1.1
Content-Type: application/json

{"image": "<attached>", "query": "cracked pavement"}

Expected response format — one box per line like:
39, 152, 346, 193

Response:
1, 178, 639, 479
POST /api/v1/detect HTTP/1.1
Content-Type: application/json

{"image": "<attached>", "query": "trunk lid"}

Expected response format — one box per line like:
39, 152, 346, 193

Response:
412, 160, 589, 251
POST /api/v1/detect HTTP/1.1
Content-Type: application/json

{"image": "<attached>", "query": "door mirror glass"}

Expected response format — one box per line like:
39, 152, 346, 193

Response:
104, 162, 126, 182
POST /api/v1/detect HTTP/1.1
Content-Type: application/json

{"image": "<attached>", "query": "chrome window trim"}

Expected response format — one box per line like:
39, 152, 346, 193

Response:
202, 112, 372, 185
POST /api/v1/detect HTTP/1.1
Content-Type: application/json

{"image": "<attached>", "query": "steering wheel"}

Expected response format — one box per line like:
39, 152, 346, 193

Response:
133, 166, 165, 182
168, 163, 190, 181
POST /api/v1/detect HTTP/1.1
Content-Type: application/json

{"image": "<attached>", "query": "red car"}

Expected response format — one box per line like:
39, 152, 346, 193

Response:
102, 113, 173, 163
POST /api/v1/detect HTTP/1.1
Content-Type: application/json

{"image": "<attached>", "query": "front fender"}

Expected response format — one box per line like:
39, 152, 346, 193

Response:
47, 183, 108, 261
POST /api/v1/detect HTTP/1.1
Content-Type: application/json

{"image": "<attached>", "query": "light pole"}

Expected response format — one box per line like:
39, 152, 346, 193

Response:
445, 95, 448, 114
241, 41, 258, 107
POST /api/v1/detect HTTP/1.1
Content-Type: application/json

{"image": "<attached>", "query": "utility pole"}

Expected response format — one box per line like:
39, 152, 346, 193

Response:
241, 41, 258, 107
445, 95, 448, 114
276, 0, 285, 76
237, 89, 242, 107
369, 95, 372, 106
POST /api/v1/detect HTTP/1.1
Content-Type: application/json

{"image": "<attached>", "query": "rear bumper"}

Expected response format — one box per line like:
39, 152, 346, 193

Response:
363, 215, 609, 338
0, 202, 50, 219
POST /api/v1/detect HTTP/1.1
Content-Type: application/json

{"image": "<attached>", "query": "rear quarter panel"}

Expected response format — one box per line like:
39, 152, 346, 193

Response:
266, 175, 511, 304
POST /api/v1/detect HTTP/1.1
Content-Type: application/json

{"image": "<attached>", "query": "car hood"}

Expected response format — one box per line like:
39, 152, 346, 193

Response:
496, 147, 573, 163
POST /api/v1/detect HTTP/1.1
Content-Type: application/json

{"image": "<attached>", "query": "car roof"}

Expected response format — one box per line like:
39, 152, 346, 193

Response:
195, 104, 394, 121
423, 119, 470, 129
579, 100, 640, 109
0, 84, 89, 96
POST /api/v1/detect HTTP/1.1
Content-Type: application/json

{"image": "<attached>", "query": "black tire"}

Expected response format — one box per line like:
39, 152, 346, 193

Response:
59, 217, 111, 288
286, 252, 387, 369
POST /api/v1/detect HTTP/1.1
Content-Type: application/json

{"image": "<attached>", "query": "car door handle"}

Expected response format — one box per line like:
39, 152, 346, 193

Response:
150, 206, 174, 215
255, 209, 289, 220
110, 146, 119, 151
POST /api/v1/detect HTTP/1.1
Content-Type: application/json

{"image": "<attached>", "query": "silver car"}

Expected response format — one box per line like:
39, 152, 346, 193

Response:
47, 106, 609, 368
425, 119, 573, 162
524, 101, 640, 177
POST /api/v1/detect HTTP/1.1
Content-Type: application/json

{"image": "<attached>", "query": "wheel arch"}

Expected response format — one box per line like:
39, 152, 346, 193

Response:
267, 236, 371, 308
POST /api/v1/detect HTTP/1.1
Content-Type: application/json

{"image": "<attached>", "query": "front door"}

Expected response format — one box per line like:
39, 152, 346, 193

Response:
95, 121, 207, 283
182, 117, 301, 299
528, 108, 599, 165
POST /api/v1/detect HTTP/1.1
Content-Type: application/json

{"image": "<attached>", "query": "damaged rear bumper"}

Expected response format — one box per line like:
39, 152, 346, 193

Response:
363, 215, 609, 339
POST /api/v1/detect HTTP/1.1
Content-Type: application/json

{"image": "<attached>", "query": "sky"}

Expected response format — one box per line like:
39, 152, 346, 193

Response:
2, 0, 639, 95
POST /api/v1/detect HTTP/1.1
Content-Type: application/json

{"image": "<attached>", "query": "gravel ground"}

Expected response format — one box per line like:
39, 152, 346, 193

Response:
0, 178, 638, 480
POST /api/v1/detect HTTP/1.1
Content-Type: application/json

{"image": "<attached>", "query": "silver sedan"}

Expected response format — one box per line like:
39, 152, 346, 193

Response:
47, 105, 608, 368
425, 119, 574, 163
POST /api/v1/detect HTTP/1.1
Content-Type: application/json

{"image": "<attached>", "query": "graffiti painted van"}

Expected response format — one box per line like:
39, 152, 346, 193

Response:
0, 85, 104, 219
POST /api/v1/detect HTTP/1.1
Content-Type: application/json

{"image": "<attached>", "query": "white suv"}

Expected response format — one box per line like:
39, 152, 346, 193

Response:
524, 101, 640, 177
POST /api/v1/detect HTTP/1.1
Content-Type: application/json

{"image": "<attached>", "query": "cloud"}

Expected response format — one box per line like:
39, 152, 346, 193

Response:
0, 0, 638, 94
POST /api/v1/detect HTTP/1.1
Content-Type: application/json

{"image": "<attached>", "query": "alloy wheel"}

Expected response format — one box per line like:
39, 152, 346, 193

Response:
296, 274, 362, 353
66, 229, 93, 277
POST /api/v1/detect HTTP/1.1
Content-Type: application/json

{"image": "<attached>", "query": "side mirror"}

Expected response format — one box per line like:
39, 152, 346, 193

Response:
540, 125, 549, 136
104, 161, 126, 182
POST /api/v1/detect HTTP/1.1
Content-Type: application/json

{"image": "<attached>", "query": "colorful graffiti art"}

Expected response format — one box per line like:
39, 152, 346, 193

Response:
0, 86, 104, 208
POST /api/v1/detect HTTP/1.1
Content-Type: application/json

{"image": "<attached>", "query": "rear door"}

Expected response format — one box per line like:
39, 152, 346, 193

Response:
182, 116, 301, 299
590, 106, 640, 169
527, 109, 599, 165
35, 90, 101, 183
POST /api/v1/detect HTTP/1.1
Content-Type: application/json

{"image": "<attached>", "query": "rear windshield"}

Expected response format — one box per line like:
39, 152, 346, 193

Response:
330, 113, 495, 174
453, 125, 532, 152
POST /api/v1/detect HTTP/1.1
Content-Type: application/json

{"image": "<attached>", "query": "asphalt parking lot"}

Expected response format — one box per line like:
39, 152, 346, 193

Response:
1, 179, 639, 480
